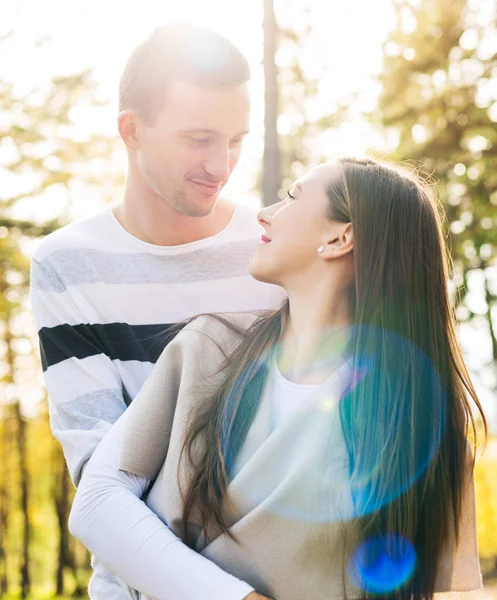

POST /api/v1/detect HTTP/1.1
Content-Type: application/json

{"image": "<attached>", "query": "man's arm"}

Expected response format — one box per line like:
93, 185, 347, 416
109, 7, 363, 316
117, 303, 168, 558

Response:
69, 410, 256, 600
30, 254, 128, 485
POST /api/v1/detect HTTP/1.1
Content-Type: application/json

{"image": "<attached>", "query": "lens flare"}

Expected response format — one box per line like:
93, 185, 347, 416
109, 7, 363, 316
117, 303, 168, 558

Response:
348, 534, 417, 594
226, 324, 446, 523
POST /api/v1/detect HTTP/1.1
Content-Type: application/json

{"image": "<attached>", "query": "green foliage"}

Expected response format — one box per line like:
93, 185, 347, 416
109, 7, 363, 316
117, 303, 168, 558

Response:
0, 71, 117, 207
0, 66, 117, 595
374, 0, 497, 353
0, 69, 120, 322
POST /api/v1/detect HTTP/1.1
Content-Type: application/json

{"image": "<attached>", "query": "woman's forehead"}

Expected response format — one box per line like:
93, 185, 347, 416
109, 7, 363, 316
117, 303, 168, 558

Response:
297, 162, 342, 189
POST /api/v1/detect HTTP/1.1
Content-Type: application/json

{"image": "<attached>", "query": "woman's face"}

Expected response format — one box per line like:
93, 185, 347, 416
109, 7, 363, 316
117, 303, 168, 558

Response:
249, 163, 348, 287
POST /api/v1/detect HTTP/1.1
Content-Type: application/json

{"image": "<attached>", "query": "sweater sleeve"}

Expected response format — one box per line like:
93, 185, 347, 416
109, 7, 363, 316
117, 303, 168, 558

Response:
69, 409, 255, 600
30, 255, 128, 486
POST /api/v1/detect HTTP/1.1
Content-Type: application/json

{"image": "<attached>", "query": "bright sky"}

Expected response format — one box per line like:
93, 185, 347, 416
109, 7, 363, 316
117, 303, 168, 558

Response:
2, 0, 395, 219
2, 0, 496, 424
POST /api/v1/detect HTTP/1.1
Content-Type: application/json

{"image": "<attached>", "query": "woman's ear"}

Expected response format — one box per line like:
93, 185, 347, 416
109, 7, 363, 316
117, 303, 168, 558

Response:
321, 223, 354, 259
117, 110, 140, 150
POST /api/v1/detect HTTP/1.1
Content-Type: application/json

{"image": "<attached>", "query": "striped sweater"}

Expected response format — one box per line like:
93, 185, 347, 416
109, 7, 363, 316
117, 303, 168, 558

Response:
30, 202, 285, 486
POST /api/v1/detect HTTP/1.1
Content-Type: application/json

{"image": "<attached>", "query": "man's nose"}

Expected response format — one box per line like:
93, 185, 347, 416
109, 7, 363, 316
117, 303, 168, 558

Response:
203, 146, 231, 183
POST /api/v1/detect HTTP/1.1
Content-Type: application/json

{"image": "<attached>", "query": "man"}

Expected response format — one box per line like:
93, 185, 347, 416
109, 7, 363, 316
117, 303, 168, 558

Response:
30, 23, 284, 599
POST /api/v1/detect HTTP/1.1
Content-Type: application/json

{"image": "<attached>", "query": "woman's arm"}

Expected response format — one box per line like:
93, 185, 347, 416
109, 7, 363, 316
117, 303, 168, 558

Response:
69, 410, 256, 600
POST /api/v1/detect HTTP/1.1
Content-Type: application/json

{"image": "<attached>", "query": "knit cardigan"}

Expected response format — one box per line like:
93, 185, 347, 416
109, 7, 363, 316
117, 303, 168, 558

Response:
119, 312, 482, 600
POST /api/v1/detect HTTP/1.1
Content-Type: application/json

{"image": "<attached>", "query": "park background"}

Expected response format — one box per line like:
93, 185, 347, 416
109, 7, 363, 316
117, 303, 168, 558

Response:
1, 0, 497, 597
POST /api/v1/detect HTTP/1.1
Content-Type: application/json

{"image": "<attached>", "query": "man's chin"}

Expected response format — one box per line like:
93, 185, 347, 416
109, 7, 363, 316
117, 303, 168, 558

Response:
186, 206, 216, 218
172, 197, 218, 218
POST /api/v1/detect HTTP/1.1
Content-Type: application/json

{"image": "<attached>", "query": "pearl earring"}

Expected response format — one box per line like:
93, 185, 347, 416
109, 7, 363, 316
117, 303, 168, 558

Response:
317, 246, 325, 254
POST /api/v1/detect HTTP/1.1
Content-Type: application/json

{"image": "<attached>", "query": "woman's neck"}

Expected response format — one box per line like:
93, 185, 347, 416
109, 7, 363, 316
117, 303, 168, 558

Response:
278, 287, 352, 385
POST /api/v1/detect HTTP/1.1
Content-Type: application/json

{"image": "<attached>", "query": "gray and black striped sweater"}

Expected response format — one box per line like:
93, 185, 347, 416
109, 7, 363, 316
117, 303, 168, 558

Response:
30, 202, 285, 486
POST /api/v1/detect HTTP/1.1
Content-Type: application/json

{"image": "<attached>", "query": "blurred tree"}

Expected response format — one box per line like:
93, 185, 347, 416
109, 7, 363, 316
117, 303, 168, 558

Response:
0, 70, 119, 223
0, 228, 32, 596
0, 492, 7, 595
262, 0, 343, 205
0, 418, 10, 595
0, 66, 119, 594
53, 442, 85, 596
263, 0, 282, 206
13, 402, 30, 598
375, 0, 497, 392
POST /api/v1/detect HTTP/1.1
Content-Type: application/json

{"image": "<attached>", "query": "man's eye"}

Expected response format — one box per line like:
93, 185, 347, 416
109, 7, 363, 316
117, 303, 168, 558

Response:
286, 191, 295, 201
230, 138, 243, 147
190, 138, 211, 145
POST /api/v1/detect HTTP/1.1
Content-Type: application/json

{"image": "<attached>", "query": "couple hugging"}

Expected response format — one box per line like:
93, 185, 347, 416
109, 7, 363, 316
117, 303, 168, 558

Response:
31, 23, 484, 600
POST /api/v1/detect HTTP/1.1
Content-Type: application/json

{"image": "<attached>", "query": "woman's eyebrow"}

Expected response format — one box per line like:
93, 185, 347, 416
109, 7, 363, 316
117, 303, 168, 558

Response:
290, 183, 303, 194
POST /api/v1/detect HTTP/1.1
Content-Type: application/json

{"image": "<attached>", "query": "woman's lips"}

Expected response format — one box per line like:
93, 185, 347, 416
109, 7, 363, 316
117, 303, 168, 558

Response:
260, 235, 271, 244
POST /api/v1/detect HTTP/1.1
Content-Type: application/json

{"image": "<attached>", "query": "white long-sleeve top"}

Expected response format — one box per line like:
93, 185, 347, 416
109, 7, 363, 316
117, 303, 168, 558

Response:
69, 365, 320, 600
69, 407, 255, 600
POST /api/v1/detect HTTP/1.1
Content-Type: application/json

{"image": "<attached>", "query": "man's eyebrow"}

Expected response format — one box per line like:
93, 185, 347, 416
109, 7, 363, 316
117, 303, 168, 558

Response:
181, 128, 250, 136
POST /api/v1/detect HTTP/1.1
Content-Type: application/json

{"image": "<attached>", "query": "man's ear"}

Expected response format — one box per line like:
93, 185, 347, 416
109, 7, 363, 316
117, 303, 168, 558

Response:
117, 110, 140, 150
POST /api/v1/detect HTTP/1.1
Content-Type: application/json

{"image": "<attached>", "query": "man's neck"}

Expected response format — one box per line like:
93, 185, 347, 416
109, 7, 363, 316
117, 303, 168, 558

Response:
114, 181, 235, 247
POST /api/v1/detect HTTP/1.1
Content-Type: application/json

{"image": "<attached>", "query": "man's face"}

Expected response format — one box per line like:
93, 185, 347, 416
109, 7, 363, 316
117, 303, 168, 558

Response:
134, 79, 251, 217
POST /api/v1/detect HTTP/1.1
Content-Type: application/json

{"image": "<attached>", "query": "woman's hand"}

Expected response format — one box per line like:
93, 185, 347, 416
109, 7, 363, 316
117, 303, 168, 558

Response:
244, 593, 273, 600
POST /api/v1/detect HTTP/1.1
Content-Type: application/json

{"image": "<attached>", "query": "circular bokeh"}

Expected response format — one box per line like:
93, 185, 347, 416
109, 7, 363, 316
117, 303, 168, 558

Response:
348, 534, 417, 594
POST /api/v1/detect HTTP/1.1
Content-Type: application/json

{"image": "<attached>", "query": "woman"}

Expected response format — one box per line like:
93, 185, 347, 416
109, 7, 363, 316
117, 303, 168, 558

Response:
70, 157, 485, 600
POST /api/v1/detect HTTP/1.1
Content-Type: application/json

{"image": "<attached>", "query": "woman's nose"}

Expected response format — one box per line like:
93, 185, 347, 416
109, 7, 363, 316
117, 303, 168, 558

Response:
257, 206, 272, 228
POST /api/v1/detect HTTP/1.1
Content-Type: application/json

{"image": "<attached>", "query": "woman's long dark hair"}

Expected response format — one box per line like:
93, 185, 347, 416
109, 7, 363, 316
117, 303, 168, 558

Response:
180, 157, 486, 599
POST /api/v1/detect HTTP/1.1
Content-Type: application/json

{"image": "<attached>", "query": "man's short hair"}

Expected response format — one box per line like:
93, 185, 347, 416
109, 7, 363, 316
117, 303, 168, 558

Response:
119, 23, 251, 123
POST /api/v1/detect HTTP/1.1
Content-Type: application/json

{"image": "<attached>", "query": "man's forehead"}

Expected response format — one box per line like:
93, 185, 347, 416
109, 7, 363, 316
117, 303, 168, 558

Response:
164, 79, 250, 103
154, 80, 251, 134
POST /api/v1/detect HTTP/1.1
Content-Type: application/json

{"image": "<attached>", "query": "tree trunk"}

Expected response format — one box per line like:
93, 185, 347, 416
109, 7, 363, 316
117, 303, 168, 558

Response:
53, 443, 83, 596
54, 443, 69, 596
4, 318, 31, 598
13, 402, 30, 599
262, 0, 282, 206
0, 389, 8, 595
54, 451, 65, 596
484, 269, 497, 363
0, 481, 8, 594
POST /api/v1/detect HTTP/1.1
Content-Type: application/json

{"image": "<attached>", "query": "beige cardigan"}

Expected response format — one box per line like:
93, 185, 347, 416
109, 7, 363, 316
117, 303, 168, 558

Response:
119, 313, 482, 599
